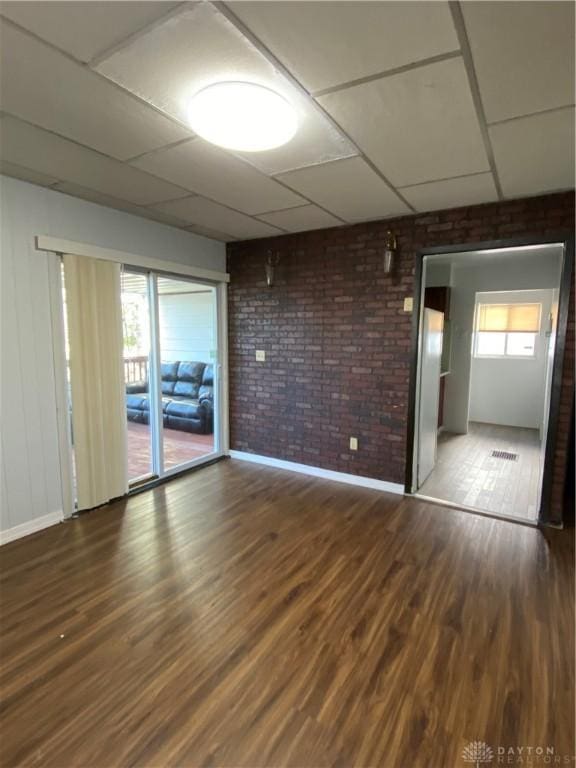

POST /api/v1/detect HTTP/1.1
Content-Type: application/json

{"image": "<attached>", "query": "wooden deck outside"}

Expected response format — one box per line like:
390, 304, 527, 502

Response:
127, 421, 214, 479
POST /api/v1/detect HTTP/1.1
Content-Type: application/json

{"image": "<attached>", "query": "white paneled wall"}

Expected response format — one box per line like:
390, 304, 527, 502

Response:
0, 176, 225, 541
159, 292, 216, 364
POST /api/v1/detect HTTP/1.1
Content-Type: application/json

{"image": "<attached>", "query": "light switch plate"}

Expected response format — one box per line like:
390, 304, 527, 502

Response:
349, 437, 358, 451
256, 350, 266, 362
403, 297, 414, 312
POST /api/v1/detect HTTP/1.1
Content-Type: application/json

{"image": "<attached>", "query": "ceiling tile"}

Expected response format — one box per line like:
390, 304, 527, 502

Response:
184, 225, 236, 243
231, 1, 458, 93
0, 1, 180, 63
318, 57, 489, 187
52, 182, 151, 214
96, 2, 355, 174
135, 207, 197, 230
399, 173, 498, 212
462, 1, 575, 124
53, 183, 236, 240
489, 108, 575, 198
277, 156, 410, 221
258, 205, 341, 233
152, 196, 284, 240
132, 139, 305, 215
0, 116, 190, 206
52, 182, 192, 228
234, 116, 356, 176
0, 20, 191, 160
0, 160, 59, 187
97, 3, 267, 121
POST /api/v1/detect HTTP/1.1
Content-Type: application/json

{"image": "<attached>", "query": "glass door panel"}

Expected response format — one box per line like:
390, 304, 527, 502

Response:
156, 276, 218, 471
121, 270, 155, 483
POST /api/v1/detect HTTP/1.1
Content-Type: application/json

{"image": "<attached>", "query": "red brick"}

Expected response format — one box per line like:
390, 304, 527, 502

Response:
228, 191, 574, 522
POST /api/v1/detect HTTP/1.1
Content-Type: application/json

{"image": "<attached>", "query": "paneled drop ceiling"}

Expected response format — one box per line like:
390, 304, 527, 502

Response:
0, 1, 574, 242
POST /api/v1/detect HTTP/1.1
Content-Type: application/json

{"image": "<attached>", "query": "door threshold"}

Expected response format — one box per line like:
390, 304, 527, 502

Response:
411, 492, 539, 527
128, 455, 226, 496
129, 473, 158, 489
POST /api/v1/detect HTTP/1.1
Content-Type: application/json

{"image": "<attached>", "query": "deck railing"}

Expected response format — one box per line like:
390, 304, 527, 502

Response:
124, 356, 148, 384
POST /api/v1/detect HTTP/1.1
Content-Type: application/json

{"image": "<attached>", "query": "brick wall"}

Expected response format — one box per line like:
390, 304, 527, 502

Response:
227, 192, 574, 522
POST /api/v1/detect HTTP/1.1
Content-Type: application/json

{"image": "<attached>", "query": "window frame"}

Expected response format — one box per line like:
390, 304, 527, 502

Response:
473, 300, 542, 360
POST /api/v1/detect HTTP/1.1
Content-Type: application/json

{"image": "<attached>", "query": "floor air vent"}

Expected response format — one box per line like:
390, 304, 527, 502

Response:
491, 450, 518, 461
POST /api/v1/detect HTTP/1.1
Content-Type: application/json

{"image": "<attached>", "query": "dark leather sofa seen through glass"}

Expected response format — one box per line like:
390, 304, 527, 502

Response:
125, 361, 213, 434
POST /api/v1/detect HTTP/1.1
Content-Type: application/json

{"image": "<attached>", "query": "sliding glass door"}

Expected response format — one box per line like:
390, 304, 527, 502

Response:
156, 276, 218, 473
121, 270, 154, 483
121, 269, 221, 485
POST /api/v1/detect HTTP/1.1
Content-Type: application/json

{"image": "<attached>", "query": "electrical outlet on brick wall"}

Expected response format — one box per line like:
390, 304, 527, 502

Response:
255, 350, 266, 362
350, 437, 358, 451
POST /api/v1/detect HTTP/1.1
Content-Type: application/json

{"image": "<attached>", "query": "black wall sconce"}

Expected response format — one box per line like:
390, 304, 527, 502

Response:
265, 251, 281, 287
383, 230, 397, 274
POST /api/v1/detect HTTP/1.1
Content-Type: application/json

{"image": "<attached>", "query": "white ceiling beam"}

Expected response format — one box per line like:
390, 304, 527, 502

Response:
312, 50, 462, 99
448, 1, 503, 200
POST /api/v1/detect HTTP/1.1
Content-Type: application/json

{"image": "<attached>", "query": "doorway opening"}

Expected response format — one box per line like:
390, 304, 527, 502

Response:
407, 240, 571, 524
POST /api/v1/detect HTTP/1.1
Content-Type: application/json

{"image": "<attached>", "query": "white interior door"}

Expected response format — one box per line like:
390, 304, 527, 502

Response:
538, 289, 559, 502
418, 309, 444, 487
540, 290, 558, 443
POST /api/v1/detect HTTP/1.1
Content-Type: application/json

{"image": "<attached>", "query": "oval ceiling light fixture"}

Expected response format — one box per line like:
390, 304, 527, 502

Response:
187, 81, 298, 152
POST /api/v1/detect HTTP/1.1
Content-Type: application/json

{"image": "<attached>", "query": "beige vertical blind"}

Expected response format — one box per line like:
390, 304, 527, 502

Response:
63, 253, 128, 510
477, 303, 541, 333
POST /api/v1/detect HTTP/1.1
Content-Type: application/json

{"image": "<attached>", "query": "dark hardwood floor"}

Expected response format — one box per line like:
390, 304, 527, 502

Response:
0, 459, 573, 767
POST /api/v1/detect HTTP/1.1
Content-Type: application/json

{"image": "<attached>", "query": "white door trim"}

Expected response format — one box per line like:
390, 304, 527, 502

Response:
36, 235, 230, 284
217, 282, 230, 455
47, 254, 75, 520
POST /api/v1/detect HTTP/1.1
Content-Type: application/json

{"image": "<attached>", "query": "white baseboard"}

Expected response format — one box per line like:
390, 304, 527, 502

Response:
0, 511, 63, 545
229, 451, 405, 495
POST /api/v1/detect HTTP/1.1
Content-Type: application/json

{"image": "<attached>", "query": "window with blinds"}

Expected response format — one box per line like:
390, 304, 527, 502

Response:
476, 303, 541, 333
474, 302, 542, 358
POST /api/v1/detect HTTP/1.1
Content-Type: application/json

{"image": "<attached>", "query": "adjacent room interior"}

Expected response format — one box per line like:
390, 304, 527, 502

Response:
413, 244, 564, 522
0, 1, 574, 766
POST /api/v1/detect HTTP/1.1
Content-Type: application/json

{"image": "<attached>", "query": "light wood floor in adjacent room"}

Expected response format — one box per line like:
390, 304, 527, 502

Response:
1, 460, 573, 767
419, 422, 542, 521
